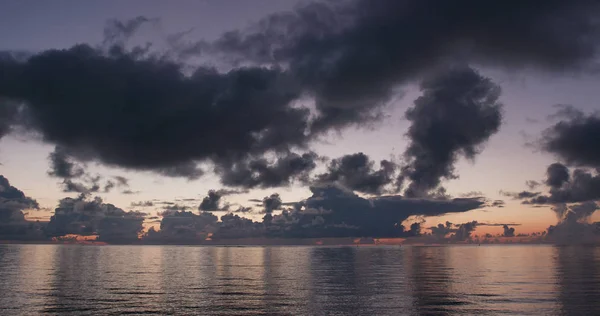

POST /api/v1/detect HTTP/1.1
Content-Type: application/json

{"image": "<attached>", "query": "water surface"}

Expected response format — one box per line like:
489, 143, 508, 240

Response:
0, 244, 598, 315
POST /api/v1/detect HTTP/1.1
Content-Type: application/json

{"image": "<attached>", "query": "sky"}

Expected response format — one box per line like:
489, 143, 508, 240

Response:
1, 0, 600, 243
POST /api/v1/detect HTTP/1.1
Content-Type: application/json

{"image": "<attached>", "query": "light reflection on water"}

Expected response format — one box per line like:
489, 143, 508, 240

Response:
0, 244, 599, 315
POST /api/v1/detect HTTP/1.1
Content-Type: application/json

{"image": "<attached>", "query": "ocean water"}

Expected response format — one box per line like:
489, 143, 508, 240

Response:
0, 244, 599, 315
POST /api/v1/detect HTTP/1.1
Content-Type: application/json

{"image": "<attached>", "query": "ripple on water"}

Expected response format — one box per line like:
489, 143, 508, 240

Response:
0, 245, 599, 315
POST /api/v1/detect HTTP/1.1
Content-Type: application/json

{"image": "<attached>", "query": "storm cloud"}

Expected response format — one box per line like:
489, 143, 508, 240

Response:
216, 152, 319, 189
315, 152, 397, 195
522, 163, 600, 205
0, 0, 598, 187
45, 194, 145, 242
212, 0, 600, 134
401, 66, 503, 197
144, 210, 218, 244
541, 107, 600, 169
277, 184, 486, 238
0, 43, 308, 183
0, 175, 43, 240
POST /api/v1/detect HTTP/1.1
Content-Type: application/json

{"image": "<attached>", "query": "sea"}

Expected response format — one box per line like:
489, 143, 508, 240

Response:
0, 244, 599, 315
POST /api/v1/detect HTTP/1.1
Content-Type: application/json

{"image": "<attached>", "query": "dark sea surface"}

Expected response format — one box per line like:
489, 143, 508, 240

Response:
1, 244, 599, 315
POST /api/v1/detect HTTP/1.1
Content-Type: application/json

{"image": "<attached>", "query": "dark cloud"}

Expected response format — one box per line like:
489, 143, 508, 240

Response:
216, 152, 319, 189
121, 189, 139, 195
0, 175, 42, 240
546, 163, 570, 189
453, 221, 479, 241
523, 164, 600, 205
144, 210, 218, 243
162, 204, 189, 212
211, 0, 600, 134
45, 195, 144, 242
0, 99, 19, 140
199, 189, 247, 211
428, 220, 479, 241
130, 200, 154, 207
502, 224, 516, 237
199, 190, 223, 211
102, 16, 158, 47
428, 221, 521, 242
47, 146, 133, 194
157, 201, 175, 205
2, 0, 599, 185
430, 221, 455, 239
103, 180, 115, 193
60, 179, 98, 194
213, 213, 263, 239
0, 43, 307, 181
262, 193, 282, 214
501, 190, 541, 200
541, 107, 600, 169
47, 146, 85, 179
113, 176, 129, 187
232, 206, 253, 213
277, 184, 485, 238
526, 180, 541, 190
401, 66, 503, 197
460, 191, 484, 198
546, 201, 600, 244
315, 152, 397, 195
490, 200, 505, 208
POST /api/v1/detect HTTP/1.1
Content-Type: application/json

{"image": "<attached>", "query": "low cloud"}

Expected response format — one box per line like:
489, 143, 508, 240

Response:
522, 164, 600, 205
315, 152, 397, 195
130, 200, 154, 208
198, 188, 247, 211
45, 194, 145, 243
0, 175, 44, 240
144, 210, 218, 243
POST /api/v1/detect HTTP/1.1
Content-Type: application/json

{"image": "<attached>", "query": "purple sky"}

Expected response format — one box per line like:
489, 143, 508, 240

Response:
1, 0, 600, 237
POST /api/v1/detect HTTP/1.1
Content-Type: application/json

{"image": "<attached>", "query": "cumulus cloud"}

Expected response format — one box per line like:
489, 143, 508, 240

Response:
453, 221, 479, 241
545, 162, 571, 189
198, 188, 246, 211
199, 190, 223, 211
0, 175, 44, 240
262, 193, 282, 214
506, 161, 600, 244
216, 152, 319, 189
401, 66, 503, 197
285, 184, 485, 238
522, 164, 600, 205
428, 221, 520, 242
541, 107, 600, 169
214, 213, 262, 239
47, 146, 85, 179
502, 224, 516, 237
45, 194, 145, 242
212, 0, 600, 134
144, 210, 218, 243
1, 0, 598, 187
315, 152, 397, 195
47, 146, 133, 194
0, 43, 307, 182
546, 202, 600, 244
